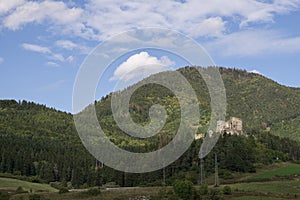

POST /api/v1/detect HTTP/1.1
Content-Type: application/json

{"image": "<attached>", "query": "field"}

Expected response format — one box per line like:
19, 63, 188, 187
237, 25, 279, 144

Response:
224, 163, 300, 199
2, 163, 300, 200
9, 187, 163, 200
231, 196, 287, 200
229, 180, 300, 196
248, 163, 300, 180
0, 177, 58, 193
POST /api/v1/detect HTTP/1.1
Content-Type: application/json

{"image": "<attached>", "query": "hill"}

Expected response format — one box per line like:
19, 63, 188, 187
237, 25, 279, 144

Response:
1, 67, 300, 141
94, 66, 300, 142
1, 66, 300, 189
0, 177, 57, 192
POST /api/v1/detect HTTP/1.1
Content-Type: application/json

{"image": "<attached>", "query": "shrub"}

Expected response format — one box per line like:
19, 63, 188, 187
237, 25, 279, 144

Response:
0, 192, 10, 200
87, 188, 101, 196
80, 188, 101, 197
50, 182, 64, 190
209, 188, 224, 200
173, 180, 194, 200
223, 186, 232, 195
199, 184, 208, 196
58, 188, 69, 194
15, 186, 27, 194
28, 194, 45, 200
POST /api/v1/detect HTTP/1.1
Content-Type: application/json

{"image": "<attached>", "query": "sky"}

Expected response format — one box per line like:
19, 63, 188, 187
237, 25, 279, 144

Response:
0, 0, 300, 113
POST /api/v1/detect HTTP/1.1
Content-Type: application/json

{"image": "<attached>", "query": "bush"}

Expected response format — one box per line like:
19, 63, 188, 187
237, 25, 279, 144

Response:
50, 182, 64, 190
15, 186, 27, 194
173, 180, 194, 200
223, 186, 232, 195
28, 194, 46, 200
0, 192, 10, 200
199, 184, 208, 196
209, 188, 224, 200
219, 170, 233, 180
87, 188, 101, 196
58, 188, 69, 194
80, 188, 101, 197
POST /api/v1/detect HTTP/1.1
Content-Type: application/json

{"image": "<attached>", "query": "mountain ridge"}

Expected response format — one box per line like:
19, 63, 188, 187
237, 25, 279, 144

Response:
1, 66, 300, 141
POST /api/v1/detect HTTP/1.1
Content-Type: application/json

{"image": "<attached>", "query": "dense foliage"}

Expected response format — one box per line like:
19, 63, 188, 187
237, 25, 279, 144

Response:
1, 67, 300, 188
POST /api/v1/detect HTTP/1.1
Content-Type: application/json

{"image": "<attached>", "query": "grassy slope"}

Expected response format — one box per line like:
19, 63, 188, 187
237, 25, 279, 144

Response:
229, 180, 300, 195
231, 197, 287, 200
10, 187, 162, 200
222, 163, 300, 199
249, 163, 300, 180
0, 177, 58, 192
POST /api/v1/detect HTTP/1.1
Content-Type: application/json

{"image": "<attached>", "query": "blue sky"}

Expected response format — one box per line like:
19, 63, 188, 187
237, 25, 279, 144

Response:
0, 0, 300, 112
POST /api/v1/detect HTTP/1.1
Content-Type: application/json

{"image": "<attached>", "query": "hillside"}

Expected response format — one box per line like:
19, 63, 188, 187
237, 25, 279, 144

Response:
95, 66, 300, 143
1, 67, 300, 142
1, 66, 300, 189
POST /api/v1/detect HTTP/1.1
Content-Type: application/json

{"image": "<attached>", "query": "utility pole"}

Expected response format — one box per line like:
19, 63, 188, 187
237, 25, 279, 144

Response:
200, 158, 205, 184
163, 167, 166, 186
214, 153, 219, 187
159, 134, 166, 186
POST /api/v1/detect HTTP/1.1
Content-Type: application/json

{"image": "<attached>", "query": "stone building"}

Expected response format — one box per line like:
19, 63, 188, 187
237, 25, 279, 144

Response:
222, 117, 243, 135
194, 117, 243, 140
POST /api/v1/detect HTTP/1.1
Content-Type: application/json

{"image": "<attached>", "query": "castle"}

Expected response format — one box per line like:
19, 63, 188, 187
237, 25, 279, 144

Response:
221, 117, 243, 135
194, 117, 243, 140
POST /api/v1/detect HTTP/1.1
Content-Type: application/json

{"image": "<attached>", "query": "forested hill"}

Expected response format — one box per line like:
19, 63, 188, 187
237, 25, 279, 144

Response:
0, 100, 77, 141
1, 66, 300, 142
95, 66, 300, 143
1, 66, 300, 188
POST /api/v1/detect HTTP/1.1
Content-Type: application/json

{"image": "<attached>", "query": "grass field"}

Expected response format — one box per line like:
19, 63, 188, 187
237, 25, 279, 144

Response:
9, 187, 162, 200
248, 163, 300, 180
229, 180, 300, 196
0, 177, 58, 192
3, 163, 300, 200
231, 196, 287, 200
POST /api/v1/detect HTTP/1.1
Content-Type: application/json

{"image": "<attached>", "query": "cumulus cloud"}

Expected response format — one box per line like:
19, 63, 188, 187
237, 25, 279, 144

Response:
110, 51, 175, 82
3, 0, 83, 30
81, 0, 300, 40
2, 0, 300, 57
0, 0, 24, 15
2, 0, 300, 40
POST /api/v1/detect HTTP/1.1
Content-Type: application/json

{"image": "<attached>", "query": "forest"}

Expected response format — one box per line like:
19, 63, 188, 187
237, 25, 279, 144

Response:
1, 67, 300, 190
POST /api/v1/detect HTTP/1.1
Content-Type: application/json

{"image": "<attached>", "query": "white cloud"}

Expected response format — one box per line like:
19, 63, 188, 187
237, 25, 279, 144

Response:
81, 0, 300, 40
2, 0, 300, 58
250, 69, 261, 75
55, 40, 91, 54
3, 0, 83, 30
2, 0, 300, 41
188, 17, 226, 38
55, 40, 78, 50
0, 57, 4, 64
0, 0, 24, 15
22, 43, 51, 54
50, 53, 65, 62
22, 43, 66, 62
45, 61, 59, 67
66, 55, 74, 62
205, 30, 300, 57
110, 51, 175, 82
